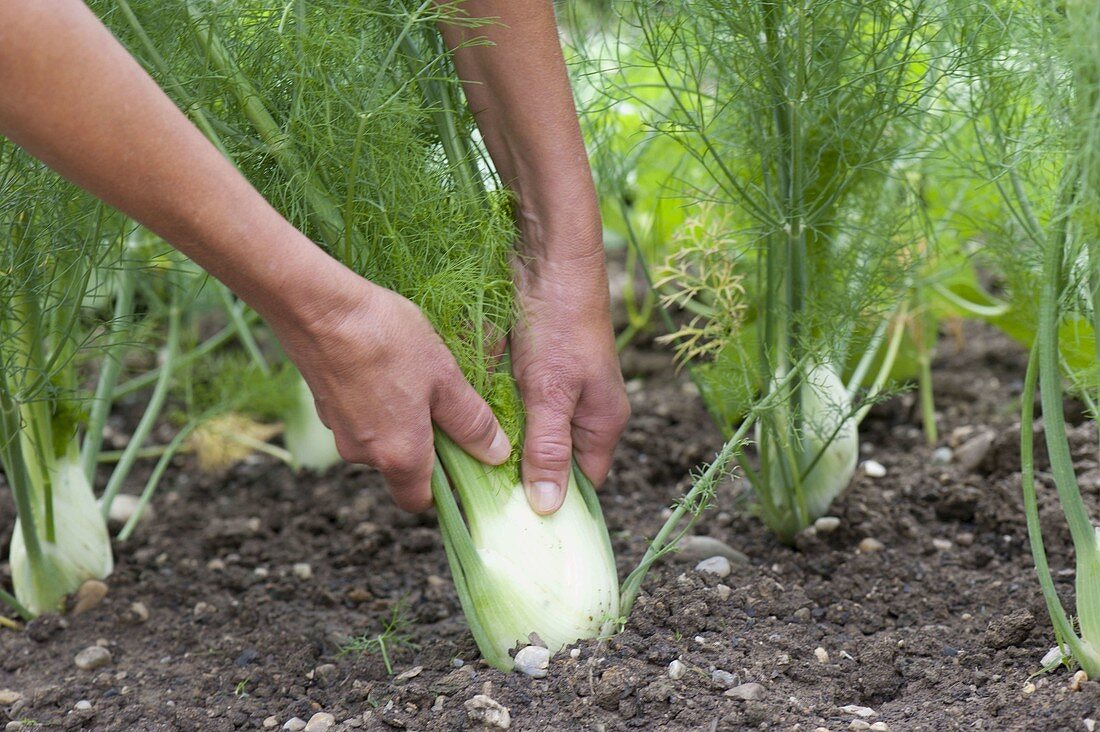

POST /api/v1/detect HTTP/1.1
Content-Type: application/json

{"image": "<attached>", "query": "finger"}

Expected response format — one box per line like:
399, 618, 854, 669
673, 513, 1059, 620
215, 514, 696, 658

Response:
335, 430, 435, 513
432, 366, 511, 466
375, 436, 436, 513
521, 386, 579, 515
571, 385, 631, 488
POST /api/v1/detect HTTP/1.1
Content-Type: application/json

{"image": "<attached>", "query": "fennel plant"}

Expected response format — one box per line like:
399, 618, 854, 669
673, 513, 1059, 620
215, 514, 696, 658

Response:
956, 0, 1100, 676
610, 0, 953, 542
0, 143, 188, 618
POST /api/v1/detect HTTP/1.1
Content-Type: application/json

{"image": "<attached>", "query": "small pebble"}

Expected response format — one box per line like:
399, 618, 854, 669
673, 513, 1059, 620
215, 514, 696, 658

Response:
74, 645, 112, 671
513, 646, 550, 679
814, 647, 829, 664
814, 516, 841, 533
452, 657, 465, 668
724, 682, 765, 701
304, 712, 335, 732
74, 700, 92, 711
711, 669, 736, 687
569, 648, 580, 659
932, 538, 953, 552
431, 696, 445, 713
464, 694, 511, 729
668, 660, 686, 680
283, 718, 306, 732
931, 446, 953, 465
1085, 719, 1096, 732
206, 558, 226, 571
715, 584, 731, 602
839, 705, 878, 718
1072, 670, 1089, 692
695, 556, 732, 578
263, 716, 278, 729
861, 460, 887, 478
849, 722, 871, 731
129, 601, 150, 623
6, 723, 24, 732
955, 532, 974, 547
0, 690, 22, 705
1023, 681, 1036, 694
71, 579, 109, 616
292, 563, 313, 581
253, 567, 270, 579
858, 538, 885, 553
955, 430, 995, 471
870, 723, 891, 732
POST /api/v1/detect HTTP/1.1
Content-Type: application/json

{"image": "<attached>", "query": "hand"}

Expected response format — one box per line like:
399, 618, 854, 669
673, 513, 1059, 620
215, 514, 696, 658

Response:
272, 271, 512, 512
509, 252, 631, 515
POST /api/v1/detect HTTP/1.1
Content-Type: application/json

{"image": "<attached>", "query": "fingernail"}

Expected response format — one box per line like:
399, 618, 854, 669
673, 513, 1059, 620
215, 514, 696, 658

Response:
526, 481, 561, 515
487, 429, 511, 464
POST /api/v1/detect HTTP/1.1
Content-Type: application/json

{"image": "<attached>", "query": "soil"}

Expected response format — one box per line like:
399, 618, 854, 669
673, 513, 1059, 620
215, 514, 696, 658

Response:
3, 318, 1100, 731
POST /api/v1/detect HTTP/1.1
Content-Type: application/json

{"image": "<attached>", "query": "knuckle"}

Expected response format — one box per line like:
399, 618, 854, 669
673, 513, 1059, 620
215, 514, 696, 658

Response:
525, 436, 573, 471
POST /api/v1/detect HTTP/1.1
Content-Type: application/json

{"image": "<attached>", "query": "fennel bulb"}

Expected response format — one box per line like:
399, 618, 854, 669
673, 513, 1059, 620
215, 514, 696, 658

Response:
282, 373, 341, 471
9, 454, 114, 616
755, 362, 858, 539
433, 436, 620, 670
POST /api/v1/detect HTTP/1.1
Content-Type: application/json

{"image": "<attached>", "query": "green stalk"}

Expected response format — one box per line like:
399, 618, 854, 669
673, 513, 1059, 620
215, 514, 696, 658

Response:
81, 256, 138, 483
118, 421, 197, 541
0, 586, 33, 622
99, 284, 182, 517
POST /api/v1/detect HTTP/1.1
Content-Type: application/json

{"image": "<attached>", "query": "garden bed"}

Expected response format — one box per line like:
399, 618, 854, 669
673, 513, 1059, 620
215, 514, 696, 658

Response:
2, 321, 1099, 731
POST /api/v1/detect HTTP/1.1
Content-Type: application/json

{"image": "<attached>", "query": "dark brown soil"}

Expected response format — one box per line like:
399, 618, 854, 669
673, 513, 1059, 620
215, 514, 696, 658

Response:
3, 321, 1100, 732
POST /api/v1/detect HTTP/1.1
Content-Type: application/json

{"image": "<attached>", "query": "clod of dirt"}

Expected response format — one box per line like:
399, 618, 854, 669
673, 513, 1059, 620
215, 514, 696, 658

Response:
674, 535, 749, 563
724, 682, 765, 701
69, 579, 108, 616
595, 666, 635, 711
464, 694, 511, 729
985, 609, 1036, 650
955, 430, 996, 472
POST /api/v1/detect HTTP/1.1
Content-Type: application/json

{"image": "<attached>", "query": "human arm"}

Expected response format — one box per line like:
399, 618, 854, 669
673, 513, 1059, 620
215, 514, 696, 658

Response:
438, 1, 630, 514
0, 0, 511, 511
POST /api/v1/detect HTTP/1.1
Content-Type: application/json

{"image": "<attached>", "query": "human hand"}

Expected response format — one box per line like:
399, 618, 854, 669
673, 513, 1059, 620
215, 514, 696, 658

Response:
272, 270, 512, 512
509, 252, 631, 515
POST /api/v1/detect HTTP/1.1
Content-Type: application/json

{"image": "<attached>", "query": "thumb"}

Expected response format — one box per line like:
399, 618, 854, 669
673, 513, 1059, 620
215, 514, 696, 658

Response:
432, 368, 512, 466
521, 395, 578, 515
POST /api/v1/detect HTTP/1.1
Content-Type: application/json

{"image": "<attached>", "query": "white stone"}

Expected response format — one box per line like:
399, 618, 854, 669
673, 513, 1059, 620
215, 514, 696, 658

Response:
858, 538, 885, 553
282, 718, 306, 732
74, 646, 112, 671
849, 722, 871, 731
1072, 670, 1089, 692
74, 700, 92, 711
932, 538, 953, 552
292, 563, 313, 581
668, 660, 686, 680
695, 556, 732, 578
861, 460, 887, 478
814, 516, 841, 533
513, 646, 550, 679
840, 705, 878, 718
262, 716, 278, 729
814, 647, 829, 664
870, 723, 891, 732
304, 712, 335, 732
569, 648, 580, 659
0, 690, 22, 705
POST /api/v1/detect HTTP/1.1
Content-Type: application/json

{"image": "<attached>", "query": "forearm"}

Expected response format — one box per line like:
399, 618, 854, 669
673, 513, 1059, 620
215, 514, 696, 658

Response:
438, 0, 602, 267
0, 0, 345, 331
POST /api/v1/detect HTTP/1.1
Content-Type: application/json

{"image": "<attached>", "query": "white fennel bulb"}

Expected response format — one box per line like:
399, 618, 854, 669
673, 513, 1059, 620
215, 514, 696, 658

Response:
282, 372, 342, 471
433, 436, 620, 670
10, 455, 114, 616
